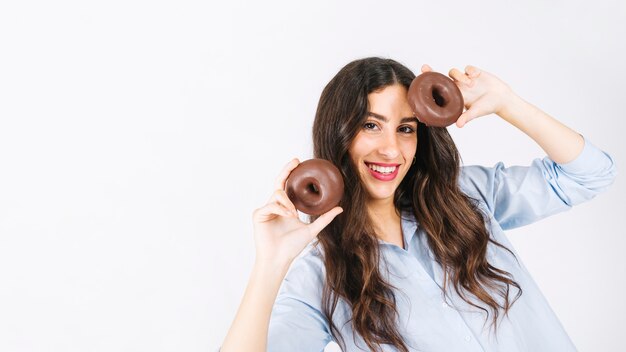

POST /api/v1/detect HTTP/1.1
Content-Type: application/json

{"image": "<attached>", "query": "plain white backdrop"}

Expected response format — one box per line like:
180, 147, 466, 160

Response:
1, 0, 624, 351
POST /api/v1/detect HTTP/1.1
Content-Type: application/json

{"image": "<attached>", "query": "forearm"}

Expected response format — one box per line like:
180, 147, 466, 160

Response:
497, 94, 584, 164
221, 259, 291, 352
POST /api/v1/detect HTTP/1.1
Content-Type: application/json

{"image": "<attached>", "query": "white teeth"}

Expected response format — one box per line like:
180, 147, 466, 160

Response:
367, 164, 397, 174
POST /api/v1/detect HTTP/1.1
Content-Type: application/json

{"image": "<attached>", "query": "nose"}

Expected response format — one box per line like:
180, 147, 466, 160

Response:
377, 130, 400, 160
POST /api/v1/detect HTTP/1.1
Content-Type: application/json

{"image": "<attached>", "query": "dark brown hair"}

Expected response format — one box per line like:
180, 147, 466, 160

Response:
312, 57, 522, 351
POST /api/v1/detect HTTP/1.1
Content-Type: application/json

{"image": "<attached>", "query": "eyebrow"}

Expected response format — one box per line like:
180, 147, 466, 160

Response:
367, 112, 418, 124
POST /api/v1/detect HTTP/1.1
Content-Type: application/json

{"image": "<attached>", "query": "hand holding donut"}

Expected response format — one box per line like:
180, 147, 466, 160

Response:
421, 64, 517, 128
252, 158, 343, 266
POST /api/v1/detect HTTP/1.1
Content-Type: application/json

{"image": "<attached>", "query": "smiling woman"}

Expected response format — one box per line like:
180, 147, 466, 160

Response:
347, 86, 419, 249
304, 58, 531, 351
220, 57, 616, 352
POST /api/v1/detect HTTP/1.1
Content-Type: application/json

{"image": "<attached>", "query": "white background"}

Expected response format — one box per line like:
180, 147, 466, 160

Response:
1, 0, 624, 351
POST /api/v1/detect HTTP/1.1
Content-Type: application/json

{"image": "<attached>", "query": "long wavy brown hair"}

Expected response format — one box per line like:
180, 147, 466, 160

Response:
311, 57, 522, 351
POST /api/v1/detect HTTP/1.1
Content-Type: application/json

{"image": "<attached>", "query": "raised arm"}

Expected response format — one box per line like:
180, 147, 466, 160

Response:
221, 159, 342, 352
433, 64, 584, 163
431, 64, 616, 228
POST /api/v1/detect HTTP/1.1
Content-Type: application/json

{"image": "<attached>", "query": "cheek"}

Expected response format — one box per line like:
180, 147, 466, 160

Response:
402, 138, 418, 158
347, 149, 363, 173
348, 135, 368, 162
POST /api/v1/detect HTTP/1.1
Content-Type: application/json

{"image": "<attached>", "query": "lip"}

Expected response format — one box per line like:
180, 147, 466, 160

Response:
365, 162, 401, 181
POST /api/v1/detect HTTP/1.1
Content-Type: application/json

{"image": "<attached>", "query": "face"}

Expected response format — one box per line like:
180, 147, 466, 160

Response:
349, 84, 418, 205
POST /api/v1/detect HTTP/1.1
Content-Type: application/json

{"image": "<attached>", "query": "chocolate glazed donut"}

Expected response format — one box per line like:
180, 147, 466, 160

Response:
285, 159, 344, 216
407, 71, 464, 127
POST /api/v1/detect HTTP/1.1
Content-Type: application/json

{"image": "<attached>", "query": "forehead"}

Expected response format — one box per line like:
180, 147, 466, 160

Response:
367, 84, 414, 116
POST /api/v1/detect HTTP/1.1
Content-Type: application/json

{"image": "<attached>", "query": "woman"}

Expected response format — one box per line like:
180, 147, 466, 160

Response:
221, 58, 616, 351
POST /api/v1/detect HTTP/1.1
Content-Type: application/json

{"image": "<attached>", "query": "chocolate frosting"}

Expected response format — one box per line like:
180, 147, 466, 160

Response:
407, 71, 464, 127
285, 159, 344, 216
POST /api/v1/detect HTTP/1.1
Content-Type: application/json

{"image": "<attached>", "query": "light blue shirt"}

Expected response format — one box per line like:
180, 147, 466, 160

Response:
267, 137, 617, 352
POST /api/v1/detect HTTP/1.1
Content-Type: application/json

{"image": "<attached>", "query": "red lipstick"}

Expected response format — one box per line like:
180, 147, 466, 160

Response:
365, 162, 400, 181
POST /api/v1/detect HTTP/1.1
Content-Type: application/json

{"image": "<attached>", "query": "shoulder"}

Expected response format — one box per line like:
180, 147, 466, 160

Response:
290, 242, 326, 276
457, 163, 505, 210
278, 242, 327, 301
269, 242, 334, 350
458, 163, 501, 190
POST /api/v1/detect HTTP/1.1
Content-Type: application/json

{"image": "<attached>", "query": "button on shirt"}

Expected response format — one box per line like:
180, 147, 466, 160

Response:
267, 137, 616, 352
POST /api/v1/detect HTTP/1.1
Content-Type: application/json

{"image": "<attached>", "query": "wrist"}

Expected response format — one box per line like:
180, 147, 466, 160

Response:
496, 92, 531, 123
253, 257, 292, 277
247, 259, 292, 303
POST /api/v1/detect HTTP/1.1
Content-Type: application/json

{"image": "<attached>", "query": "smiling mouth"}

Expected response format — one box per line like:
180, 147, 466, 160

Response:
365, 162, 399, 175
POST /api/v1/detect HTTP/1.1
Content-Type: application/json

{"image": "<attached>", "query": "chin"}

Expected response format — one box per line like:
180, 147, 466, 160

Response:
366, 188, 397, 201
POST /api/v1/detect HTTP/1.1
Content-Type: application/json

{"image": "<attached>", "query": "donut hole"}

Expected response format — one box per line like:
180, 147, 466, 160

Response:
306, 182, 320, 196
431, 86, 447, 107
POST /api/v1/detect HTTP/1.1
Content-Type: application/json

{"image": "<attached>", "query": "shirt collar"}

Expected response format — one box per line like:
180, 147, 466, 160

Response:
400, 210, 418, 250
374, 210, 419, 251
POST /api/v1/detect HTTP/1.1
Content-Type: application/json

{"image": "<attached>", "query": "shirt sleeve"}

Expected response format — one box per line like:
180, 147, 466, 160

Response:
458, 135, 617, 230
267, 249, 332, 352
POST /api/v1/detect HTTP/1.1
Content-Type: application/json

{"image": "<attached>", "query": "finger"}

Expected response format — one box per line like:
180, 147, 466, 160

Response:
420, 64, 433, 73
448, 67, 471, 85
455, 115, 466, 128
253, 202, 296, 223
307, 206, 343, 237
274, 158, 300, 190
455, 109, 479, 128
268, 189, 298, 215
465, 65, 481, 78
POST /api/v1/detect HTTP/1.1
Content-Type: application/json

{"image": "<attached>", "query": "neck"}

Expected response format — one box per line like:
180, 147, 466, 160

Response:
367, 200, 398, 223
366, 198, 402, 242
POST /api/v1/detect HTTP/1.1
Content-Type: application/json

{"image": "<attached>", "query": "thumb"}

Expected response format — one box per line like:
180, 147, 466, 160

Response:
307, 207, 343, 238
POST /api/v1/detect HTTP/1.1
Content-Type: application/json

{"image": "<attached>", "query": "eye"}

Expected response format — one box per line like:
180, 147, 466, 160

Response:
399, 125, 416, 134
363, 122, 379, 130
